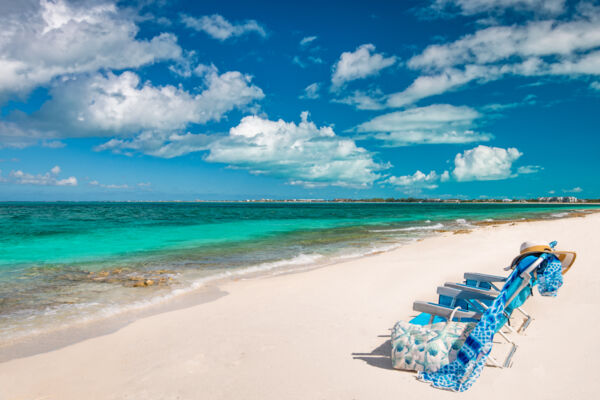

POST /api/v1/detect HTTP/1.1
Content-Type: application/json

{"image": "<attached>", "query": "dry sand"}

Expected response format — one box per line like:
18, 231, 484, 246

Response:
1, 213, 599, 400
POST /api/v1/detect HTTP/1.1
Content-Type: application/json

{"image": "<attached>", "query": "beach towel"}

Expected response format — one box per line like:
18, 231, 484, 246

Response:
418, 253, 563, 392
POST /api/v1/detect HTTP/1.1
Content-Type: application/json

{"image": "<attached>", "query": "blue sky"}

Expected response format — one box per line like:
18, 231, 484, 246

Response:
0, 0, 599, 200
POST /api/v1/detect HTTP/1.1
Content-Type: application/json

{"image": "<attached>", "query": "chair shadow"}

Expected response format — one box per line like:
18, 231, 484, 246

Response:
351, 335, 395, 370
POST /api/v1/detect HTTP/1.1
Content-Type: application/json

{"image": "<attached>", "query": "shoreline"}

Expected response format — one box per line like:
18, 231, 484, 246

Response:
0, 209, 598, 363
1, 213, 600, 398
0, 209, 597, 363
2, 200, 600, 204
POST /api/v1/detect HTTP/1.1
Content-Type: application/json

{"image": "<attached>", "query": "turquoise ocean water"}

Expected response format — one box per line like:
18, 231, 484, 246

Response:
0, 202, 597, 342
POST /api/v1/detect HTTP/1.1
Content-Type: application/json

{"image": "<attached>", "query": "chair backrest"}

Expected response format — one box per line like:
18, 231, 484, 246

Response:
436, 286, 497, 314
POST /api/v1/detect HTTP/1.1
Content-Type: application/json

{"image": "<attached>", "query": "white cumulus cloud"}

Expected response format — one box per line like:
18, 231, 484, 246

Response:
356, 104, 492, 146
385, 170, 445, 190
181, 14, 266, 41
27, 66, 264, 138
205, 112, 387, 187
331, 44, 396, 89
387, 6, 600, 106
0, 0, 181, 97
8, 165, 77, 186
452, 145, 522, 181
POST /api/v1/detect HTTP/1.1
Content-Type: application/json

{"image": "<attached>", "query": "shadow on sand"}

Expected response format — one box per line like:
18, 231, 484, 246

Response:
352, 335, 395, 370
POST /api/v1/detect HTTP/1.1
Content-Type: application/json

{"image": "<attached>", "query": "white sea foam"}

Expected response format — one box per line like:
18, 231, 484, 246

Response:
0, 253, 329, 343
335, 241, 411, 260
369, 223, 444, 233
0, 234, 430, 343
551, 212, 569, 218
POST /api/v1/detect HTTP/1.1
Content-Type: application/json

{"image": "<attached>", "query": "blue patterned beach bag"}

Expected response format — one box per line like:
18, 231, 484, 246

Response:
391, 308, 476, 373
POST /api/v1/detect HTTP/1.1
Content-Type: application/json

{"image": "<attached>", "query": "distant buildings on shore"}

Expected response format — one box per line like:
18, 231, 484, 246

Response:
231, 196, 589, 203
536, 196, 580, 203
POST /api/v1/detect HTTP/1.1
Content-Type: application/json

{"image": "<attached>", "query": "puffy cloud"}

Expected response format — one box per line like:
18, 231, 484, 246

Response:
385, 170, 444, 190
300, 36, 317, 47
205, 112, 387, 187
356, 104, 492, 146
181, 14, 266, 41
300, 83, 320, 99
331, 44, 396, 89
429, 0, 566, 17
409, 18, 600, 71
563, 186, 583, 193
0, 0, 181, 96
389, 7, 600, 105
386, 65, 495, 107
26, 66, 264, 138
8, 165, 77, 186
452, 145, 522, 181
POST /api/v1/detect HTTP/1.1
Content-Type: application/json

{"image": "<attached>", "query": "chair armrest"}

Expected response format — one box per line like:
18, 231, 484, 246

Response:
464, 272, 507, 283
445, 282, 500, 296
437, 285, 497, 302
413, 301, 482, 321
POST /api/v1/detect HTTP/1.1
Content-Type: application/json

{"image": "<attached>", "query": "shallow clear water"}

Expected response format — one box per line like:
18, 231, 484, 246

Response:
0, 202, 596, 342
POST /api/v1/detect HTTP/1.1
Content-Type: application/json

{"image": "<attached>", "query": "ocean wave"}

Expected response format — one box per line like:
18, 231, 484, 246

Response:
551, 212, 569, 218
335, 241, 410, 260
369, 223, 444, 233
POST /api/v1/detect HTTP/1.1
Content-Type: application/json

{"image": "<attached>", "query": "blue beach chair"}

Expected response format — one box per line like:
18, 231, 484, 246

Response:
443, 240, 576, 333
444, 271, 533, 333
411, 252, 552, 368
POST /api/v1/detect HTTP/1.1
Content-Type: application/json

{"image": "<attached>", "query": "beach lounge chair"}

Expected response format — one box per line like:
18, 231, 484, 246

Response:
443, 241, 576, 332
444, 273, 533, 333
420, 241, 576, 333
412, 287, 518, 368
416, 249, 566, 392
411, 252, 552, 368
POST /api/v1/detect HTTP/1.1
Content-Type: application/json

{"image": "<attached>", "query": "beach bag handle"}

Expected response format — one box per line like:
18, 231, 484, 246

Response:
440, 306, 462, 332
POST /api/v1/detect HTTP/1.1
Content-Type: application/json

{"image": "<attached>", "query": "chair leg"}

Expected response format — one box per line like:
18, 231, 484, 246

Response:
515, 307, 533, 332
504, 343, 518, 368
496, 330, 518, 368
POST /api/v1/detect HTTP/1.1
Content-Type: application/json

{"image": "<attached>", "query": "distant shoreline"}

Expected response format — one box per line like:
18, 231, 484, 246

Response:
1, 200, 600, 204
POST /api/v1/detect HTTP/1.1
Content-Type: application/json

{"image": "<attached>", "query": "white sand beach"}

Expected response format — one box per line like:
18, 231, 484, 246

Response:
1, 213, 599, 400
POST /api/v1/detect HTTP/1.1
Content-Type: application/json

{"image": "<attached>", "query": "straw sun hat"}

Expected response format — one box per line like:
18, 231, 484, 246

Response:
510, 241, 577, 274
